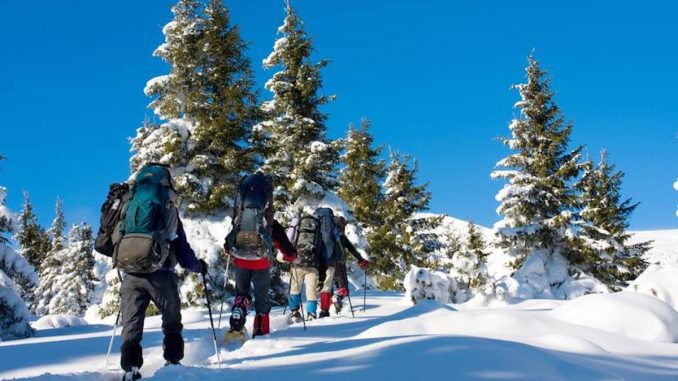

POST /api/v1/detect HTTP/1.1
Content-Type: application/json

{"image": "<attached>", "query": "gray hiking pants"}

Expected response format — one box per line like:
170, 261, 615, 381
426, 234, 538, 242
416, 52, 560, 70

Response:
120, 271, 183, 371
234, 266, 271, 315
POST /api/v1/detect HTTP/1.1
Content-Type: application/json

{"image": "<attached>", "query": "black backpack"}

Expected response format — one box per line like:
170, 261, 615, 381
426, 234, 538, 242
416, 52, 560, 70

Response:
294, 214, 322, 267
225, 174, 273, 260
94, 182, 130, 257
314, 207, 341, 264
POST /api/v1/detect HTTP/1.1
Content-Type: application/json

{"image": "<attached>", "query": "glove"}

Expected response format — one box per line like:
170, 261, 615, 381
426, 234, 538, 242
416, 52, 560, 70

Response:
199, 259, 208, 276
359, 259, 370, 269
276, 252, 286, 264
222, 242, 231, 257
277, 251, 296, 263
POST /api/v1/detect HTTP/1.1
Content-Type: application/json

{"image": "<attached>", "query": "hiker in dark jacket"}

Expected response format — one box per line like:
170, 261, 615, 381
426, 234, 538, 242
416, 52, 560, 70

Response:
331, 216, 370, 313
116, 164, 207, 381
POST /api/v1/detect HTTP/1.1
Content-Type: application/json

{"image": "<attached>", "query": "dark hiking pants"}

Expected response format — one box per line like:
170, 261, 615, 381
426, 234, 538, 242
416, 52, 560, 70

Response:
334, 260, 350, 295
234, 266, 271, 315
120, 271, 183, 371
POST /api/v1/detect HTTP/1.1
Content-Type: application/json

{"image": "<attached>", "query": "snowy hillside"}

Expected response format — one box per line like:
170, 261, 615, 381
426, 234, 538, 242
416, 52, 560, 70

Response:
630, 229, 678, 265
4, 289, 678, 380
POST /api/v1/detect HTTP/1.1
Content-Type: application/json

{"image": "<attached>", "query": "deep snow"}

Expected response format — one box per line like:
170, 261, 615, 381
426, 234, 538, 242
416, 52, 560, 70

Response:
3, 288, 678, 380
2, 228, 678, 380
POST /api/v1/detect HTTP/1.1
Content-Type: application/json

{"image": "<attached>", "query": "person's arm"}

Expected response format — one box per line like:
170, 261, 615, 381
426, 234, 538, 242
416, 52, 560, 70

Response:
272, 219, 296, 261
340, 234, 370, 268
172, 218, 203, 273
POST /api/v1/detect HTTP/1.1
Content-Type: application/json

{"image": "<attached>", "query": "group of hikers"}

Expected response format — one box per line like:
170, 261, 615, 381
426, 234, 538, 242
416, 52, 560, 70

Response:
94, 163, 370, 381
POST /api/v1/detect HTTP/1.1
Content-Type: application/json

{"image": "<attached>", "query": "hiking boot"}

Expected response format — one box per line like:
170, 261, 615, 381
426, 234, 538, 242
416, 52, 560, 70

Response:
230, 306, 247, 332
319, 310, 330, 318
332, 294, 344, 313
122, 367, 142, 381
306, 312, 317, 321
290, 309, 303, 323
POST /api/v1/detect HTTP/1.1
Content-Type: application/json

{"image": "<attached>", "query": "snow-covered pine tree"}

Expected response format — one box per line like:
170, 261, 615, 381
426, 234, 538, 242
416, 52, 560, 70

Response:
492, 55, 583, 275
34, 198, 66, 316
373, 152, 443, 287
466, 221, 489, 263
448, 221, 491, 302
12, 192, 49, 309
47, 224, 95, 316
575, 150, 650, 290
0, 169, 34, 340
338, 119, 386, 230
257, 1, 341, 213
134, 0, 258, 212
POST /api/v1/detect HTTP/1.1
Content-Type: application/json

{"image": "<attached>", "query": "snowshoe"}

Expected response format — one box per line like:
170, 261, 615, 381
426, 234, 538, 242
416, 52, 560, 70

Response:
306, 312, 317, 321
319, 310, 330, 318
122, 367, 142, 381
221, 328, 248, 350
164, 361, 181, 367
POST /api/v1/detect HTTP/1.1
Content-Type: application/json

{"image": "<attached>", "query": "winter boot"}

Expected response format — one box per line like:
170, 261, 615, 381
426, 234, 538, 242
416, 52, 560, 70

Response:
122, 367, 142, 381
290, 309, 303, 323
230, 295, 251, 332
319, 292, 332, 317
252, 313, 270, 338
306, 312, 317, 321
332, 294, 344, 314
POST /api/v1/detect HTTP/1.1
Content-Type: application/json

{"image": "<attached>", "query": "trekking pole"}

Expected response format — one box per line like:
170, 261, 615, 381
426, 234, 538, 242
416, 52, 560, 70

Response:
104, 270, 124, 370
202, 274, 222, 369
346, 292, 356, 318
282, 263, 292, 316
217, 256, 232, 329
290, 266, 306, 331
363, 268, 367, 313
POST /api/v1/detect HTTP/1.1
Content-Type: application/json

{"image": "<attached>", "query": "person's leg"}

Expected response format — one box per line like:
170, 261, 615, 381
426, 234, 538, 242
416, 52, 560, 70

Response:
288, 266, 302, 315
147, 271, 184, 365
251, 268, 271, 336
319, 265, 336, 317
305, 267, 319, 317
231, 266, 252, 331
120, 274, 151, 372
333, 261, 349, 312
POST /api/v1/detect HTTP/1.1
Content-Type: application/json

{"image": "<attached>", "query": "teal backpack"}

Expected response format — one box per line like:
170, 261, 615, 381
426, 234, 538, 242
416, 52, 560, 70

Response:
114, 163, 178, 273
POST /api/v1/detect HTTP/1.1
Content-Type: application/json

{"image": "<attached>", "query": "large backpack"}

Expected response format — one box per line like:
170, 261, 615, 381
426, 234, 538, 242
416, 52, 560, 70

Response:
225, 174, 273, 260
114, 164, 178, 273
94, 182, 129, 257
293, 214, 322, 267
313, 207, 341, 264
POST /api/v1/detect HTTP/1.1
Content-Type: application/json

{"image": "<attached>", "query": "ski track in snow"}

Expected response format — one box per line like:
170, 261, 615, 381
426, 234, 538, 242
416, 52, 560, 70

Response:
2, 291, 678, 381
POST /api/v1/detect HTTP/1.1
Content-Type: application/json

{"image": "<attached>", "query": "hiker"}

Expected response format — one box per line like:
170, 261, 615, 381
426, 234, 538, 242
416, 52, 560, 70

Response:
331, 215, 370, 314
105, 163, 207, 381
285, 213, 322, 321
223, 174, 296, 339
311, 207, 344, 318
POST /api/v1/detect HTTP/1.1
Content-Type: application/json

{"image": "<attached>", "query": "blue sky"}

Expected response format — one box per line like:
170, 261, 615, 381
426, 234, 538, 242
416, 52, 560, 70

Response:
0, 0, 676, 231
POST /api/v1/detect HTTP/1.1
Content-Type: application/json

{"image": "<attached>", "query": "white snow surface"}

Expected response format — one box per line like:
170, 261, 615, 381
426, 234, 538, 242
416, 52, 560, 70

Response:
32, 315, 89, 330
4, 291, 678, 380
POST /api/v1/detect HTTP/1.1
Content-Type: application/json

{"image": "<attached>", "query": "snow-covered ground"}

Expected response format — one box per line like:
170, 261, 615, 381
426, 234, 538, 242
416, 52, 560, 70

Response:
2, 228, 678, 381
3, 288, 678, 380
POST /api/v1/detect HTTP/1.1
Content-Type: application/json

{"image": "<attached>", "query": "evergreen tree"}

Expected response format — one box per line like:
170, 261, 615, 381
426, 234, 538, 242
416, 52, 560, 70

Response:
34, 198, 66, 316
129, 0, 258, 308
257, 1, 341, 213
492, 55, 583, 272
14, 192, 50, 273
47, 224, 96, 316
372, 153, 443, 285
338, 119, 386, 229
448, 221, 491, 302
575, 150, 650, 290
466, 221, 489, 263
133, 0, 258, 213
0, 178, 34, 340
